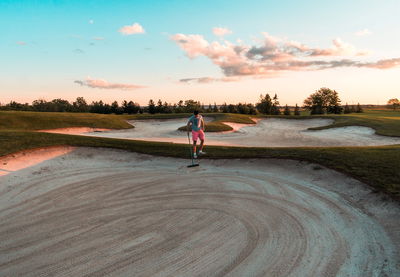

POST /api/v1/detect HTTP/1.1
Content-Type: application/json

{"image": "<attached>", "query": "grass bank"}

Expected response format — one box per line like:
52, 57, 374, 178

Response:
308, 109, 400, 137
0, 111, 133, 130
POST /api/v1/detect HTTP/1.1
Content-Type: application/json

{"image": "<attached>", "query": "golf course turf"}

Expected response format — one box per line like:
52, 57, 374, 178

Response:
0, 110, 399, 198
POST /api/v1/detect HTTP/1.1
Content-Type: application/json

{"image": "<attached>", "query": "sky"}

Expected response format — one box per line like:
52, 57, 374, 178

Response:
1, 0, 399, 106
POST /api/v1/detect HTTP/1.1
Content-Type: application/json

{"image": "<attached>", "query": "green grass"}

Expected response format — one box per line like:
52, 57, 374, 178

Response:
1, 110, 399, 199
308, 109, 400, 137
0, 111, 133, 130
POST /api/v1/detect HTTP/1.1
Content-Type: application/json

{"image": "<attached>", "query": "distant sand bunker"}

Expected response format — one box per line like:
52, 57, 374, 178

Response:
39, 118, 400, 147
0, 147, 399, 276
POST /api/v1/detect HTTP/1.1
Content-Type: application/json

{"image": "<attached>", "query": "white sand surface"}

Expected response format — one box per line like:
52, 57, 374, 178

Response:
0, 146, 76, 176
0, 147, 399, 276
39, 118, 400, 147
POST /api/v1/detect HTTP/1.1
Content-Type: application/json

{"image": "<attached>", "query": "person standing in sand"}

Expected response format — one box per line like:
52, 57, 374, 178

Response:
187, 110, 206, 158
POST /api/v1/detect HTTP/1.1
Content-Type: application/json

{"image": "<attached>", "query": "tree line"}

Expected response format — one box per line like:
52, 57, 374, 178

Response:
0, 87, 373, 115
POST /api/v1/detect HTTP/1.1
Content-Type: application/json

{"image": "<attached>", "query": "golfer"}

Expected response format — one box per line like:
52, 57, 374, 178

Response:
187, 110, 206, 158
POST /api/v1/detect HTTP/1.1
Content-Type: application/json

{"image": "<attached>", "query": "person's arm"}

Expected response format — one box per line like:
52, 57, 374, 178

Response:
187, 121, 191, 134
201, 117, 205, 131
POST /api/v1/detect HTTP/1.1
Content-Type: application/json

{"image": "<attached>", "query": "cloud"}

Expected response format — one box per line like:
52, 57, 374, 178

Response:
73, 48, 85, 54
179, 76, 239, 84
171, 32, 399, 79
360, 58, 400, 69
118, 23, 145, 35
89, 19, 94, 24
355, 29, 372, 36
92, 37, 105, 40
16, 41, 26, 45
74, 77, 146, 90
213, 27, 232, 36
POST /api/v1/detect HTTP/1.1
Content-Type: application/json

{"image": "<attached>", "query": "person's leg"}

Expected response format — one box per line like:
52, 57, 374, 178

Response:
192, 131, 199, 156
193, 140, 197, 154
199, 139, 204, 151
198, 130, 205, 153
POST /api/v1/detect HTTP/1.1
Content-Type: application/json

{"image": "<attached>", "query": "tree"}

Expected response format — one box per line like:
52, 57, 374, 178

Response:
344, 103, 352, 114
227, 104, 237, 113
32, 99, 50, 112
271, 94, 280, 115
220, 103, 228, 113
163, 101, 172, 113
6, 101, 30, 111
213, 102, 219, 112
256, 94, 273, 114
387, 98, 400, 110
50, 98, 71, 112
148, 99, 156, 114
111, 101, 122, 114
156, 99, 163, 113
303, 87, 342, 114
184, 99, 201, 112
125, 101, 139, 114
121, 100, 128, 113
283, 105, 290, 115
247, 103, 257, 115
103, 103, 112, 114
73, 97, 89, 112
90, 100, 105, 113
355, 103, 363, 113
294, 104, 300, 115
174, 100, 184, 113
237, 103, 249, 114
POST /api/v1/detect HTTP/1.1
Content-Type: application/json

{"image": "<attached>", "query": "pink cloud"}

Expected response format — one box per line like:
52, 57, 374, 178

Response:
180, 76, 240, 84
171, 32, 399, 79
212, 27, 232, 36
118, 23, 145, 35
92, 37, 105, 40
360, 58, 400, 69
16, 41, 27, 45
74, 77, 146, 90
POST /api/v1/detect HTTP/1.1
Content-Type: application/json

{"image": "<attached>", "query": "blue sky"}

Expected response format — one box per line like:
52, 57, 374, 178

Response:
1, 0, 399, 105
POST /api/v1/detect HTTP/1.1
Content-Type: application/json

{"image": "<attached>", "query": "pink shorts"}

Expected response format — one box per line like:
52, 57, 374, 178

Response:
192, 130, 205, 141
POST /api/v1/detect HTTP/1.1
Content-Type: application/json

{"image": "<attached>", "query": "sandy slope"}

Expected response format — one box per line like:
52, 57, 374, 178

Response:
39, 118, 400, 147
0, 147, 399, 276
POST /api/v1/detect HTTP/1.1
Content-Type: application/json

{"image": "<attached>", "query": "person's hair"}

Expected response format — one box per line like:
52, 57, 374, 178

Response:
193, 110, 199, 115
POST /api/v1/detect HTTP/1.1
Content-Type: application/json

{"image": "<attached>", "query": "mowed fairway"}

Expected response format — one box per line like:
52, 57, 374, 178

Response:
0, 147, 399, 276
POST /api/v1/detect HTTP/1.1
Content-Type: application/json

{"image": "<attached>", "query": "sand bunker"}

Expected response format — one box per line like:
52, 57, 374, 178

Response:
40, 118, 400, 147
0, 147, 399, 276
0, 146, 76, 176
